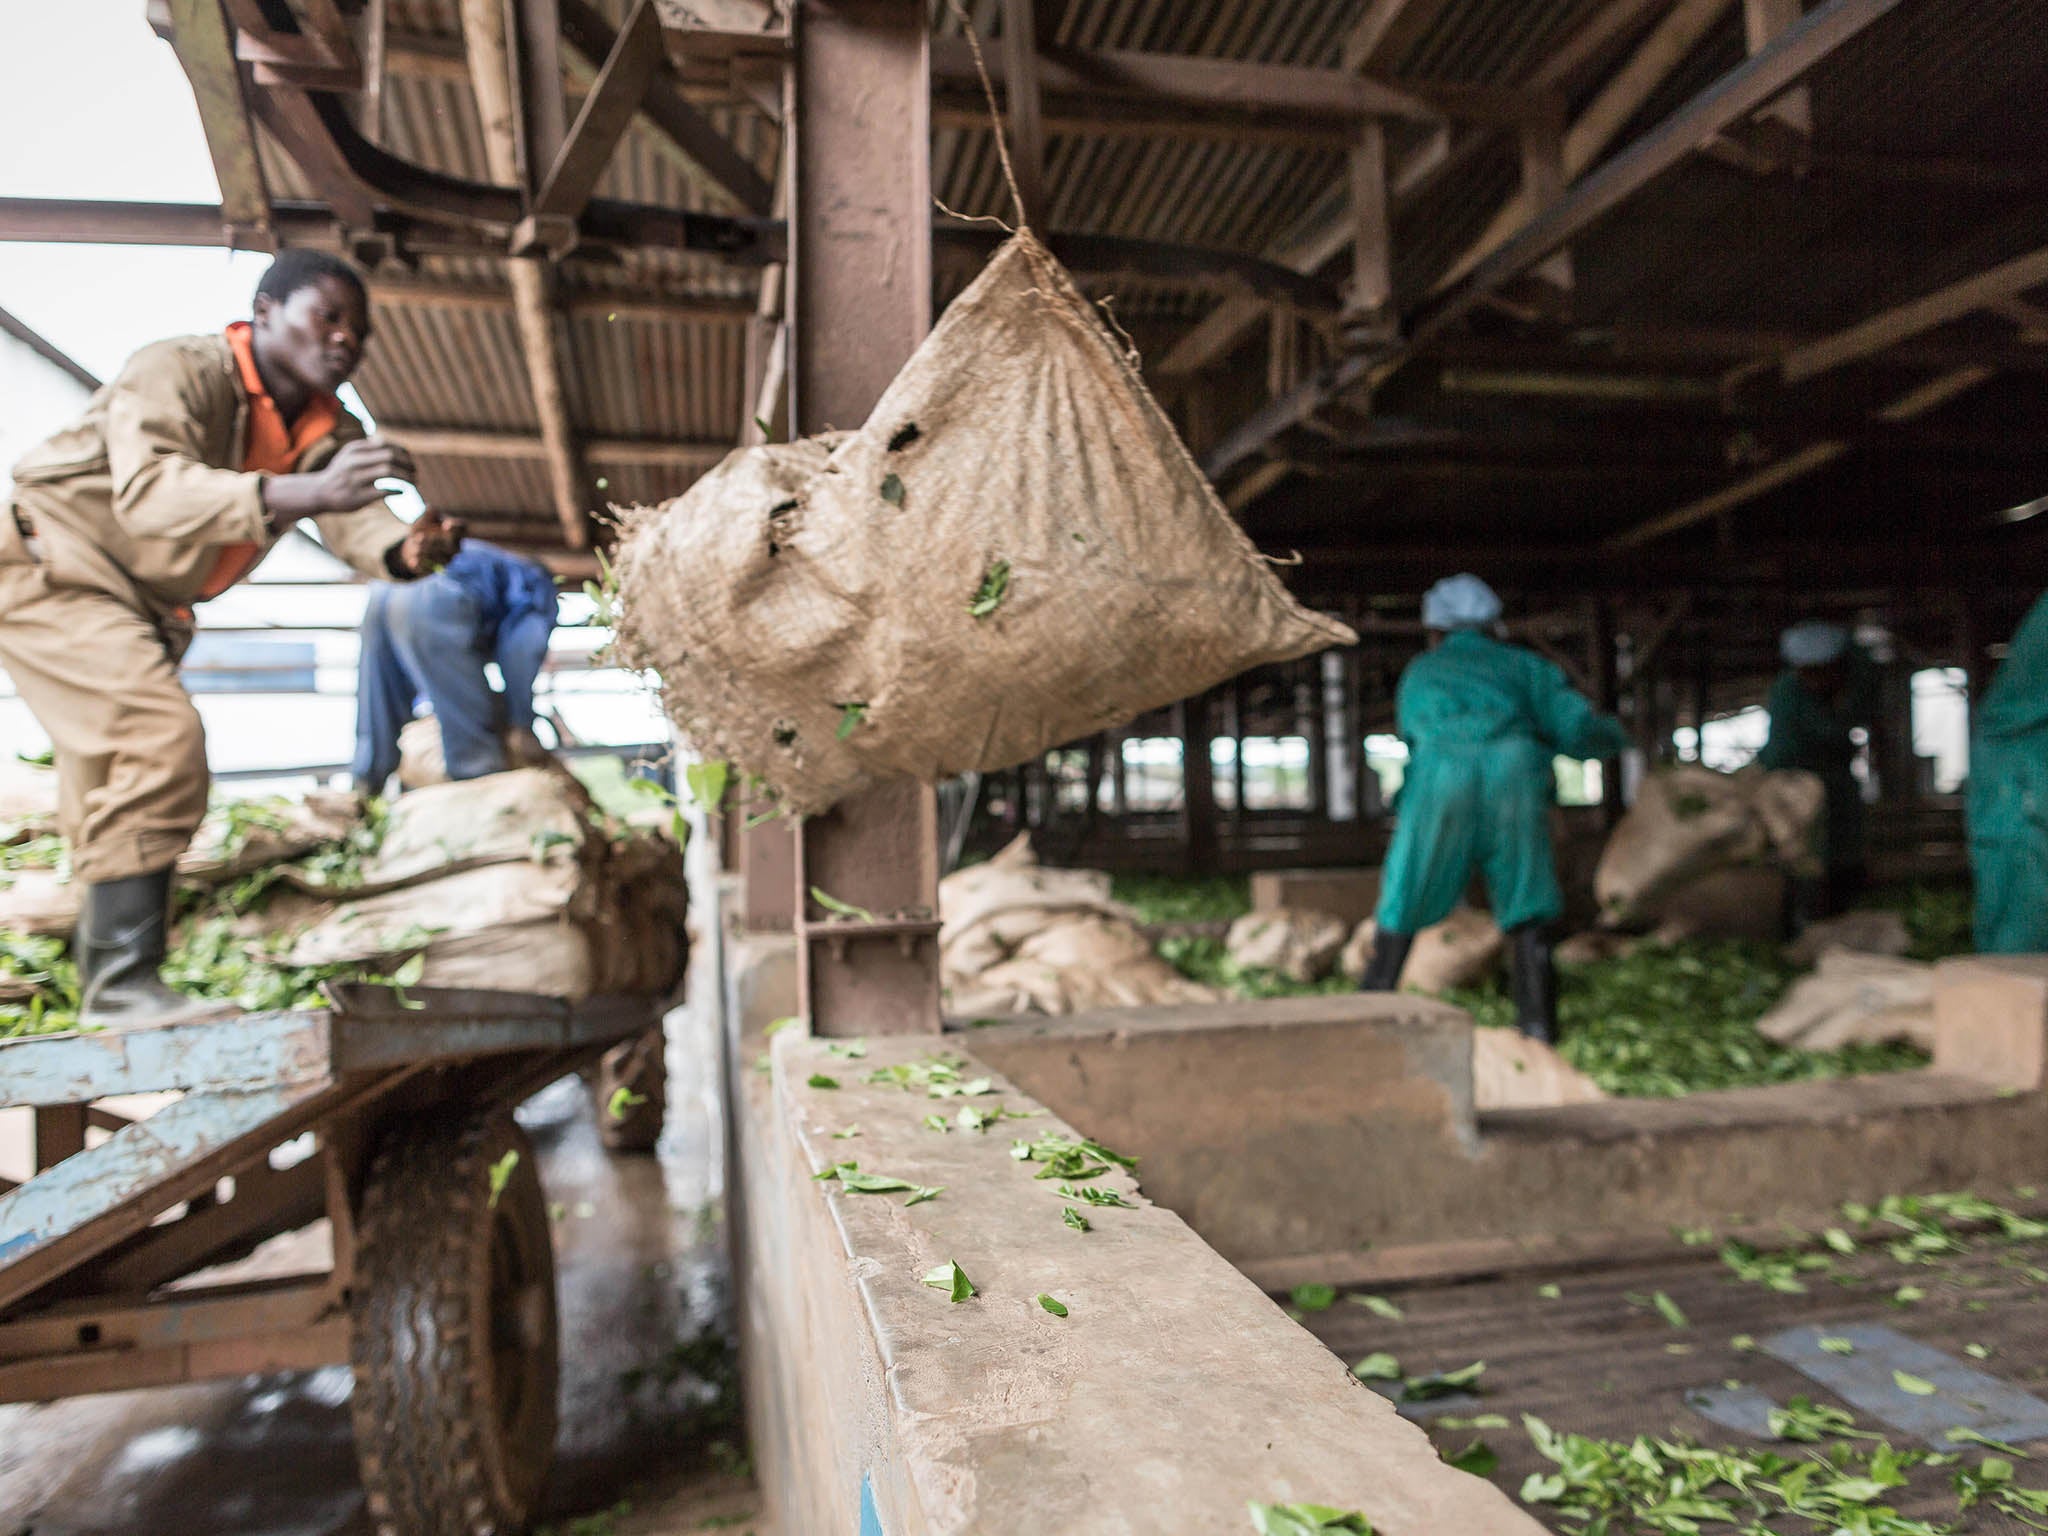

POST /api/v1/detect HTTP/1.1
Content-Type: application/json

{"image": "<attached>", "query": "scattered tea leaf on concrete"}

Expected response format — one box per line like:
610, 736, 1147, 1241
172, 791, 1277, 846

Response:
1350, 1352, 1401, 1381
1059, 1182, 1136, 1208
1446, 1440, 1498, 1477
807, 1073, 840, 1090
1038, 1293, 1068, 1317
766, 1016, 801, 1035
1894, 1370, 1937, 1396
1354, 1293, 1404, 1322
1062, 1207, 1091, 1232
1536, 1283, 1563, 1300
488, 1150, 519, 1209
1820, 1336, 1857, 1355
837, 1171, 919, 1194
1402, 1361, 1485, 1401
825, 1039, 868, 1058
904, 1186, 943, 1206
1965, 1343, 1993, 1360
1247, 1501, 1374, 1535
922, 1260, 974, 1303
1650, 1290, 1690, 1329
831, 1125, 862, 1139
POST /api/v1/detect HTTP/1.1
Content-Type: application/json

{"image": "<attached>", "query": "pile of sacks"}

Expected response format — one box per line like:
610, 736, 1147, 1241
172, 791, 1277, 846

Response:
1221, 905, 1505, 993
257, 767, 685, 998
0, 758, 686, 1002
940, 836, 1219, 1018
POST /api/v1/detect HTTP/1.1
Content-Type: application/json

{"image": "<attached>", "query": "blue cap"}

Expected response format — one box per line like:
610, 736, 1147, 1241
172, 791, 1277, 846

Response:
1781, 620, 1848, 667
1422, 573, 1503, 631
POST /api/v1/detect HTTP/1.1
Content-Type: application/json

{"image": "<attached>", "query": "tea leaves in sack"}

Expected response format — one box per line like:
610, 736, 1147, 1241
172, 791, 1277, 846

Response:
613, 231, 1354, 815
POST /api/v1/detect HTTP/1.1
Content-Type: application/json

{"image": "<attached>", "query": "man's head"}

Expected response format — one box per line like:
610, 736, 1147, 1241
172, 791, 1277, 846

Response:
251, 250, 371, 401
1781, 619, 1849, 695
1422, 572, 1503, 633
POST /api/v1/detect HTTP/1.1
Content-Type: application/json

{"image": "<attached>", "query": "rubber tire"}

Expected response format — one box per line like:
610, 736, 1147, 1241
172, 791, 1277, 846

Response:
349, 1110, 559, 1536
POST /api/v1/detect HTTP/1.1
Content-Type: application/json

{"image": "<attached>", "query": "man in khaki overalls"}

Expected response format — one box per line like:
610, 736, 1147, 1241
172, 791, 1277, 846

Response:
1, 251, 463, 1026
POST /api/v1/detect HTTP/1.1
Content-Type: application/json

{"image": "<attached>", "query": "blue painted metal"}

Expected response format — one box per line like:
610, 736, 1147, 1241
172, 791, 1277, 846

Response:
0, 1011, 331, 1108
1684, 1383, 1784, 1439
0, 1084, 326, 1311
1763, 1323, 2048, 1447
860, 1472, 884, 1536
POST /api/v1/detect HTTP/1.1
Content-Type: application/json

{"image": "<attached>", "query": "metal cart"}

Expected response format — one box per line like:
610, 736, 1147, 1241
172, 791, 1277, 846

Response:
0, 984, 659, 1536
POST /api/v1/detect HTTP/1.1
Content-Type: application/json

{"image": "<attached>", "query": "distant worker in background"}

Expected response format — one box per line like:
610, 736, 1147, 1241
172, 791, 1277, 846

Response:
0, 250, 459, 1027
351, 538, 560, 794
1968, 589, 2048, 953
1758, 620, 1877, 922
1357, 574, 1628, 1043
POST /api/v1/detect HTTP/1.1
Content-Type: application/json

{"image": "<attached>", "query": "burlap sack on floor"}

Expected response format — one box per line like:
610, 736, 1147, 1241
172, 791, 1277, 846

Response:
0, 869, 79, 938
0, 760, 58, 842
1474, 1030, 1607, 1111
1596, 765, 1822, 929
1224, 908, 1349, 984
178, 792, 361, 885
1755, 947, 1935, 1051
1784, 908, 1913, 969
1340, 907, 1504, 993
612, 231, 1355, 815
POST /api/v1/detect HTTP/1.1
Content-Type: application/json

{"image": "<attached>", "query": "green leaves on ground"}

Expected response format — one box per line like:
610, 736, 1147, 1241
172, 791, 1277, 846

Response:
968, 558, 1012, 619
1651, 1290, 1689, 1330
1037, 1293, 1068, 1317
1290, 1284, 1337, 1313
1352, 1293, 1404, 1321
807, 1073, 840, 1089
921, 1260, 974, 1303
1012, 1131, 1138, 1188
1893, 1370, 1937, 1396
812, 1162, 940, 1205
1401, 1361, 1484, 1402
1537, 1283, 1563, 1300
867, 1053, 994, 1098
1819, 1335, 1857, 1355
1350, 1352, 1401, 1381
1059, 1182, 1136, 1208
1445, 1440, 1498, 1477
1246, 1503, 1373, 1535
487, 1150, 519, 1209
1062, 1206, 1091, 1232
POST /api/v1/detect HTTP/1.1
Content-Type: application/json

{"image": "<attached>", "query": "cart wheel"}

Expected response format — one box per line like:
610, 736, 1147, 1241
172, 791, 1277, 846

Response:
594, 1025, 667, 1154
349, 1109, 559, 1536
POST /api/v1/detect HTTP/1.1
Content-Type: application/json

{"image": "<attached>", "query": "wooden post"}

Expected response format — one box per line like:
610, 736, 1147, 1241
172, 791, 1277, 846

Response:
1346, 119, 1396, 344
1180, 693, 1219, 876
790, 0, 940, 1036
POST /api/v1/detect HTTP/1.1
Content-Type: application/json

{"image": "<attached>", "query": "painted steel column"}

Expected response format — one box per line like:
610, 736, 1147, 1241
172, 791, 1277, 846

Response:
789, 0, 941, 1036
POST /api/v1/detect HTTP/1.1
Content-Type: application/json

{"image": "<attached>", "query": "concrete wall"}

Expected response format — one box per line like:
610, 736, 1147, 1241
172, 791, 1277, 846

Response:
722, 937, 1538, 1536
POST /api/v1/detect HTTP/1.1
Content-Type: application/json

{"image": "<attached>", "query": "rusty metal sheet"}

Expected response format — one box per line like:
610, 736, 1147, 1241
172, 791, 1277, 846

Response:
329, 989, 655, 1070
0, 1011, 332, 1110
0, 1085, 324, 1294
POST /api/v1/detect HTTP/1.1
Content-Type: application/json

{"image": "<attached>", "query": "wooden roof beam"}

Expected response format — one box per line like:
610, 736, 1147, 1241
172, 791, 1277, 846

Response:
1780, 244, 2048, 384
1202, 0, 1909, 481
999, 0, 1048, 227
560, 0, 774, 217
533, 0, 667, 224
383, 424, 728, 467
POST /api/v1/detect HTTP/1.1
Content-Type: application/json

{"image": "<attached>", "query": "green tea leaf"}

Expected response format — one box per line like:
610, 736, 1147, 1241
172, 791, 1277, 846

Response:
806, 1073, 840, 1090
1401, 1361, 1484, 1401
765, 1016, 801, 1036
904, 1186, 943, 1206
1965, 1342, 1992, 1360
921, 1260, 974, 1303
1820, 1335, 1857, 1355
879, 473, 905, 507
837, 1171, 917, 1193
1445, 1440, 1498, 1477
1350, 1352, 1401, 1381
684, 760, 729, 812
835, 702, 868, 741
1893, 1370, 1937, 1396
606, 1086, 649, 1121
1651, 1290, 1689, 1329
968, 558, 1012, 620
809, 886, 876, 923
831, 1125, 862, 1139
1246, 1503, 1373, 1535
1037, 1293, 1068, 1317
1290, 1283, 1337, 1314
1353, 1293, 1403, 1321
1536, 1283, 1562, 1300
487, 1149, 519, 1209
1062, 1206, 1090, 1232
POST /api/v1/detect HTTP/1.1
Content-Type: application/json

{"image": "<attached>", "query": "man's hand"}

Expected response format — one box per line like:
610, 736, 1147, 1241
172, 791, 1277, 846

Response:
397, 508, 467, 575
263, 435, 418, 528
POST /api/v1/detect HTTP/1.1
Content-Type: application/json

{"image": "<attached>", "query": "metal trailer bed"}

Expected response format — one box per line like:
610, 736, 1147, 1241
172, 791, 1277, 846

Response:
0, 983, 661, 1536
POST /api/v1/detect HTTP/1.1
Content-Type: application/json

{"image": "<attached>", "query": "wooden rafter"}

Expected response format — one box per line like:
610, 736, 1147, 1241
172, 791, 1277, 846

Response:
156, 0, 274, 243
535, 0, 666, 222
998, 0, 1047, 226
1780, 244, 2048, 384
382, 424, 728, 467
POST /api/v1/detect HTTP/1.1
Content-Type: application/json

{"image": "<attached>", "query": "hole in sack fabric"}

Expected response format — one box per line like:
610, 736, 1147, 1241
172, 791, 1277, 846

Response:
772, 723, 798, 748
887, 421, 922, 452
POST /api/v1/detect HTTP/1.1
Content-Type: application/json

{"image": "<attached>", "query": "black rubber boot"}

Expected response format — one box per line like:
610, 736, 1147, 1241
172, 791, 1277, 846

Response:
1509, 923, 1559, 1045
1357, 928, 1414, 992
77, 870, 236, 1029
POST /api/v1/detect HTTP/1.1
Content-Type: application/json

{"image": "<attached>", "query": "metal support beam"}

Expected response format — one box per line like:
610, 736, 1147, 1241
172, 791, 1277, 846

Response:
535, 0, 667, 223
790, 0, 940, 1037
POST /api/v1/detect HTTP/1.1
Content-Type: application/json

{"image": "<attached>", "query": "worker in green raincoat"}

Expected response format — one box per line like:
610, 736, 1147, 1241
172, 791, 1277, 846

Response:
1969, 590, 2048, 953
1358, 574, 1628, 1042
1757, 620, 1878, 921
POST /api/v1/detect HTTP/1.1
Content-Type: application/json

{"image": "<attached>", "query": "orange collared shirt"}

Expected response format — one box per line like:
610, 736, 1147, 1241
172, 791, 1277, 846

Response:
197, 321, 343, 600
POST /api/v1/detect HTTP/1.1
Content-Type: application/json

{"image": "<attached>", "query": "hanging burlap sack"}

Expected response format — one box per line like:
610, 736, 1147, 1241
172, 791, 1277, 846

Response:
612, 231, 1355, 815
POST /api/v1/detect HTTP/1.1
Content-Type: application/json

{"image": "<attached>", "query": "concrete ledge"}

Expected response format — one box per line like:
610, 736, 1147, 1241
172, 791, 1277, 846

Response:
966, 995, 1477, 1264
1935, 954, 2048, 1090
1250, 868, 1382, 928
723, 944, 1535, 1535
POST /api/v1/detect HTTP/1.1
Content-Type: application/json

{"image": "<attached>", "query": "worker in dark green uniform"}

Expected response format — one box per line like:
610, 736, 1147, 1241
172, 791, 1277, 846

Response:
1757, 620, 1877, 920
1969, 590, 2048, 953
1358, 575, 1628, 1043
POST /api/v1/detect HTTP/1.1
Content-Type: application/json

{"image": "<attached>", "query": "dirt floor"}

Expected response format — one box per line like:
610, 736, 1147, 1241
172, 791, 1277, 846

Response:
1295, 1218, 2048, 1534
0, 1020, 770, 1536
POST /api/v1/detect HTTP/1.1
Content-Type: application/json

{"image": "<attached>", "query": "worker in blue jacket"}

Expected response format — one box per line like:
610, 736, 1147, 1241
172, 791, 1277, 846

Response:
1970, 590, 2048, 953
352, 536, 559, 792
1358, 574, 1628, 1042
